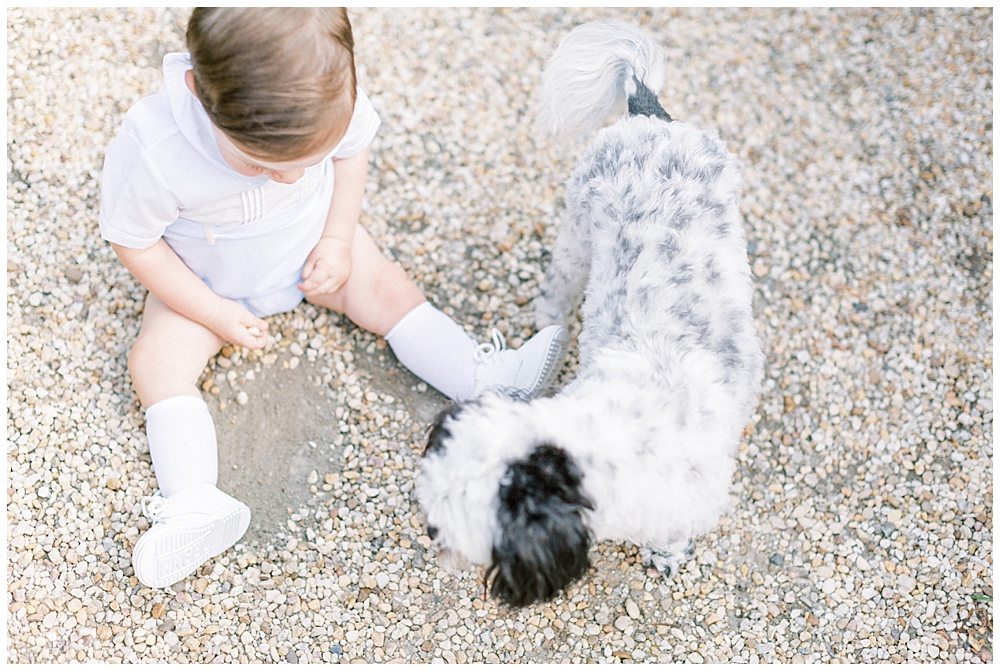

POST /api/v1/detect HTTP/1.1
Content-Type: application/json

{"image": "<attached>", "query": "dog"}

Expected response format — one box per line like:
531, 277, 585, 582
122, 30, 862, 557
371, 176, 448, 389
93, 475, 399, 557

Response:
416, 20, 763, 608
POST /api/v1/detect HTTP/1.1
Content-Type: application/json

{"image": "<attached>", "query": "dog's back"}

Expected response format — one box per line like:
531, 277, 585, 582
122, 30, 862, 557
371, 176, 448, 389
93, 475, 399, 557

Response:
537, 21, 761, 418
579, 119, 757, 405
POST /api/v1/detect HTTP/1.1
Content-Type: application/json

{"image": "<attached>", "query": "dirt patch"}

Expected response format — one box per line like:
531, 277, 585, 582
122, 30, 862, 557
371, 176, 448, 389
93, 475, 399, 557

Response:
208, 346, 448, 547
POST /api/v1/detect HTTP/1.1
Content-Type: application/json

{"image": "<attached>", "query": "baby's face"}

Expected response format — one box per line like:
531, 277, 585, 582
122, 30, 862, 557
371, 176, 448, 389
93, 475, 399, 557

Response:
212, 125, 343, 185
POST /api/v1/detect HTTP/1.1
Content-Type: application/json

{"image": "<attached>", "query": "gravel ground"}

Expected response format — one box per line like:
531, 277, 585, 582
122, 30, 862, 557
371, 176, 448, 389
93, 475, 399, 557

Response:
7, 7, 993, 664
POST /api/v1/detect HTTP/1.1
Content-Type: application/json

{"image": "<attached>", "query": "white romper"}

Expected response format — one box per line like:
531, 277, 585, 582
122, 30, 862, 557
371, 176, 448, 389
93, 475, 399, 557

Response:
99, 53, 381, 318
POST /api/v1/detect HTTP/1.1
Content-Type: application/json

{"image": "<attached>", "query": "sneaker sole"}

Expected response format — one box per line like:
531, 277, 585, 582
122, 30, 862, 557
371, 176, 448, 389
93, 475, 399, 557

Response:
133, 504, 250, 588
529, 327, 570, 396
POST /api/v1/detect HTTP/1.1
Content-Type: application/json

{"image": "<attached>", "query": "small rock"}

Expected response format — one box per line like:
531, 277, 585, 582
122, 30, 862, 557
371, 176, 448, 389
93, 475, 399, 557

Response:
614, 615, 633, 631
897, 575, 917, 593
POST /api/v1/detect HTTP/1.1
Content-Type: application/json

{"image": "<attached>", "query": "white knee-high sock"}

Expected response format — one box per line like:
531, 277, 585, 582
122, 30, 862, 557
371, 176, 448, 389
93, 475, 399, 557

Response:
385, 301, 479, 401
144, 395, 218, 498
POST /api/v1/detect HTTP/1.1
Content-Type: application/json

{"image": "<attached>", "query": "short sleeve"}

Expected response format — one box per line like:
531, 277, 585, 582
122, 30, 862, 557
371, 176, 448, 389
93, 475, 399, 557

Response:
98, 130, 182, 249
332, 87, 381, 159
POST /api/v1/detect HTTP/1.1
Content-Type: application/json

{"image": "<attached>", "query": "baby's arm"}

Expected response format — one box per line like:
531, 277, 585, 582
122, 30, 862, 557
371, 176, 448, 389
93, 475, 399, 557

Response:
298, 148, 369, 296
113, 239, 268, 350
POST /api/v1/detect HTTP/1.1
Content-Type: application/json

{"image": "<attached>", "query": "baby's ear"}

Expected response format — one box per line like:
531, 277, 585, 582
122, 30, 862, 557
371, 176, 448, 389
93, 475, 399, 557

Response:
184, 69, 197, 95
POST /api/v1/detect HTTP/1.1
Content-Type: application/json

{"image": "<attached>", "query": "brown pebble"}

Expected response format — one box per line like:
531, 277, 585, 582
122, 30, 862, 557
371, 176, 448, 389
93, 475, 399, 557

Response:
151, 602, 166, 619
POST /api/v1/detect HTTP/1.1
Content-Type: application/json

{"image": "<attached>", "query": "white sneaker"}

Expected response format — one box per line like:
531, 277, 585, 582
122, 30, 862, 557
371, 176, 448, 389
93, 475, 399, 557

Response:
470, 325, 570, 399
132, 483, 250, 588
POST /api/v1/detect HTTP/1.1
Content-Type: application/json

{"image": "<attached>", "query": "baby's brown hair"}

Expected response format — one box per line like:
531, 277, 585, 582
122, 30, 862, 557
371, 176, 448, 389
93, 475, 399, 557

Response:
186, 7, 357, 161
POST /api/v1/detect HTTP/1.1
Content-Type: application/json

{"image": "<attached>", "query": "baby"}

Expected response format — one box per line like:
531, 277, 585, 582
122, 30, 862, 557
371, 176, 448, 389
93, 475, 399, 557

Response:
99, 8, 568, 588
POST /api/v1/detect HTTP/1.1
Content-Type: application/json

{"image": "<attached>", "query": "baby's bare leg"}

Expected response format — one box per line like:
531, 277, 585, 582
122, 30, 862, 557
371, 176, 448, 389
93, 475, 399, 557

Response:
128, 293, 225, 408
128, 292, 227, 499
305, 226, 425, 336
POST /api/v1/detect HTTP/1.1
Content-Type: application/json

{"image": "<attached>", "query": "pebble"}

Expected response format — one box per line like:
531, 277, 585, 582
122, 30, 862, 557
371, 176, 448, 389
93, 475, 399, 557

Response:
7, 7, 991, 665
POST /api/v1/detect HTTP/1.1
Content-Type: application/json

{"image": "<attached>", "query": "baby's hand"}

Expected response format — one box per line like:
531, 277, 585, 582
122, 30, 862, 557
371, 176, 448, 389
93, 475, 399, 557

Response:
298, 236, 352, 296
205, 297, 269, 350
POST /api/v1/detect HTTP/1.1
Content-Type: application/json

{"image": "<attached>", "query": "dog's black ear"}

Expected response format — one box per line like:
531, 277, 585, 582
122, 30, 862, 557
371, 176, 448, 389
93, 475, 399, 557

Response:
486, 444, 593, 607
423, 403, 466, 456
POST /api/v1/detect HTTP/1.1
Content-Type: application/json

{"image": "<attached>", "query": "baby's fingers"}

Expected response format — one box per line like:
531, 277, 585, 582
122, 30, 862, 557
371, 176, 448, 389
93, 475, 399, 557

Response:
242, 319, 268, 349
300, 255, 318, 282
298, 265, 330, 294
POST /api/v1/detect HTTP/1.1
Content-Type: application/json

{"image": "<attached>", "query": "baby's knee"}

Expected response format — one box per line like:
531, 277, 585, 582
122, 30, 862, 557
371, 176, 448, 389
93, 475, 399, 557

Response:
127, 330, 185, 381
375, 262, 424, 311
126, 336, 156, 381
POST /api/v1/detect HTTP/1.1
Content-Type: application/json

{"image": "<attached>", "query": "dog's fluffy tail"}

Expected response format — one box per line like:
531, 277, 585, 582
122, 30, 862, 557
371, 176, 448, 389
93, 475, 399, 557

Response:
536, 20, 668, 144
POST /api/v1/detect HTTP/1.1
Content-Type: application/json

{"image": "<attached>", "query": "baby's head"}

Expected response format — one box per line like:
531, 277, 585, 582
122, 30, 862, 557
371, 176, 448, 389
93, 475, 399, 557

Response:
186, 7, 356, 162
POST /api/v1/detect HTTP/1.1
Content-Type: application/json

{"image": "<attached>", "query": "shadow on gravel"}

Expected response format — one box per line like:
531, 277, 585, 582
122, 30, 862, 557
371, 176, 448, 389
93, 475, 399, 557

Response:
207, 347, 448, 547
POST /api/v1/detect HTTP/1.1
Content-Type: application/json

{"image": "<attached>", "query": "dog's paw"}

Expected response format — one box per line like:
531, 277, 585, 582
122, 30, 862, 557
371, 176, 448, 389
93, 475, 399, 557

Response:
640, 541, 694, 579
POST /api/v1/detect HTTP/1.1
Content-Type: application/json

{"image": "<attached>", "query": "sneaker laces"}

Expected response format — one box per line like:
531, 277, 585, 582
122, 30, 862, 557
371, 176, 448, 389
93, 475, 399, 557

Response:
474, 329, 508, 362
140, 493, 169, 522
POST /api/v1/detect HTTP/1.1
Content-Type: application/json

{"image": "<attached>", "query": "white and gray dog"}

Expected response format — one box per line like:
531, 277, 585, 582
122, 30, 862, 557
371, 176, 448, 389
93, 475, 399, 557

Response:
417, 20, 763, 607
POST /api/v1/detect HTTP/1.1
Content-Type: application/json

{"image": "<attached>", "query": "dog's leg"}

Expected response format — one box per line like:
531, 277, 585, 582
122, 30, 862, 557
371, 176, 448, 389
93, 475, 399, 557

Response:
640, 540, 695, 579
535, 193, 592, 330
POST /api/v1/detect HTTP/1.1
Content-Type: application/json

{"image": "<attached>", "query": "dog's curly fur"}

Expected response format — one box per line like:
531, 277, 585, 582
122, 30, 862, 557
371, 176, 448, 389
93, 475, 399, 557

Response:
417, 20, 763, 607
